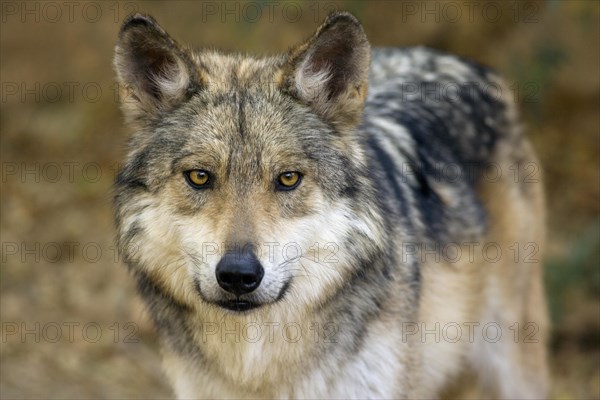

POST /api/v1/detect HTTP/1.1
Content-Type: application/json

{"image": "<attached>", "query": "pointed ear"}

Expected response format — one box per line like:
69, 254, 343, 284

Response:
114, 14, 202, 124
282, 11, 371, 131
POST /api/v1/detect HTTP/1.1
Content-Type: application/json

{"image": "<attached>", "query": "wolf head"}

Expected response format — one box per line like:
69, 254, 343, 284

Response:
113, 12, 383, 315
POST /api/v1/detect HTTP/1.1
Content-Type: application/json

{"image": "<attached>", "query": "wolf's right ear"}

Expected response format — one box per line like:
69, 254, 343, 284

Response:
114, 14, 202, 124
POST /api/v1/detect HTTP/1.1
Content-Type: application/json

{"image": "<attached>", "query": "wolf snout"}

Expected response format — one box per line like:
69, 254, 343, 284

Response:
215, 251, 264, 296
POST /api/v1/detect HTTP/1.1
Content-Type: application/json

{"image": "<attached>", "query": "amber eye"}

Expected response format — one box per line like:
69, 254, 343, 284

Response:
184, 170, 211, 189
276, 171, 302, 190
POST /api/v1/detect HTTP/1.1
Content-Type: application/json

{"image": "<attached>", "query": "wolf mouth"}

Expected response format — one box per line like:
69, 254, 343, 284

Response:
195, 279, 292, 313
217, 300, 261, 312
217, 280, 292, 312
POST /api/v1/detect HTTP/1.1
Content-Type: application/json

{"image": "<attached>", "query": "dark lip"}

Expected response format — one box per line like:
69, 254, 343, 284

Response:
195, 279, 292, 313
216, 300, 261, 312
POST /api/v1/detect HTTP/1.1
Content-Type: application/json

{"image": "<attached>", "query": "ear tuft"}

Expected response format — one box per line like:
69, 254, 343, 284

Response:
283, 11, 371, 131
114, 14, 201, 124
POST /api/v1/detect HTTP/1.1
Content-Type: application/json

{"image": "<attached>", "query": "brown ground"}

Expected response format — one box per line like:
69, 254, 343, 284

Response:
1, 1, 598, 398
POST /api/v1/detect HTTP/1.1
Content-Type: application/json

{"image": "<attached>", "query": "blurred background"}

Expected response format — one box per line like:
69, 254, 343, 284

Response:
1, 0, 598, 398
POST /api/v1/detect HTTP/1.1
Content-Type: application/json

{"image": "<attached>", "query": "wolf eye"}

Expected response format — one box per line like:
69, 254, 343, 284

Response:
276, 171, 302, 190
184, 170, 211, 189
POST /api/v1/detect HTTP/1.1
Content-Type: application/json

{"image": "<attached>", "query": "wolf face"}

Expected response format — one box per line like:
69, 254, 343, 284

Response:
113, 13, 383, 314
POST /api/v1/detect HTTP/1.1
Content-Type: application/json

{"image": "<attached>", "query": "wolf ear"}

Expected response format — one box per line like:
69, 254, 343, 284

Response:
282, 11, 371, 131
114, 14, 201, 124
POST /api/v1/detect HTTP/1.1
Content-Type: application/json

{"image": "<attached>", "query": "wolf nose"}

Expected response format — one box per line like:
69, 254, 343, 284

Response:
216, 251, 264, 296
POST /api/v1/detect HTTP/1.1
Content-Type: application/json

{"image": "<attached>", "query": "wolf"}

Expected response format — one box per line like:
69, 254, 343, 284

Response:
113, 11, 548, 399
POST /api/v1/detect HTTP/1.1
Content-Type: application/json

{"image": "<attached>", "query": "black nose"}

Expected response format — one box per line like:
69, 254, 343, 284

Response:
216, 251, 264, 296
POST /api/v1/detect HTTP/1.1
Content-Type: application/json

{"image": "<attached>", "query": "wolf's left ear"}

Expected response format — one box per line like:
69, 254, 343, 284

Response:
114, 14, 201, 124
282, 11, 371, 131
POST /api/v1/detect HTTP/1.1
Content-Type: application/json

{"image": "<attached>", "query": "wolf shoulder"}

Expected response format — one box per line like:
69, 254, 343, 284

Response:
365, 46, 524, 168
362, 47, 538, 244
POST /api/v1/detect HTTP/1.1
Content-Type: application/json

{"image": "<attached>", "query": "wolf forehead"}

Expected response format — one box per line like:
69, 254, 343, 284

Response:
117, 90, 353, 177
114, 91, 365, 206
190, 51, 288, 92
